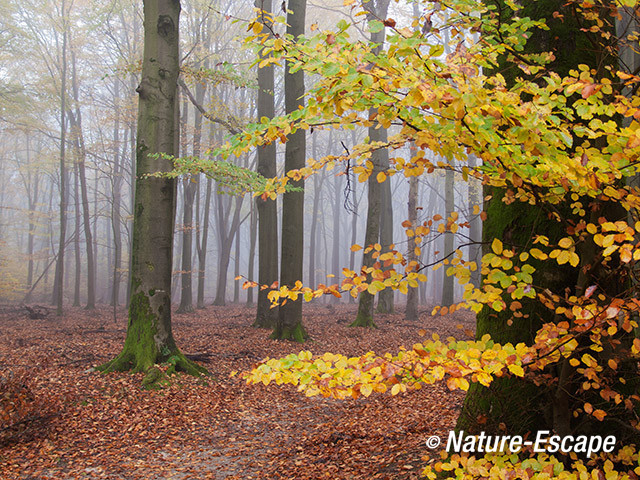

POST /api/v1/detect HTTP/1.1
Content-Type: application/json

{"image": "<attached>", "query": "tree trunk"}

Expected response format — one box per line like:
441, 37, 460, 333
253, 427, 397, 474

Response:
246, 199, 257, 306
441, 166, 455, 305
253, 0, 279, 328
213, 194, 244, 305
457, 0, 618, 435
111, 78, 123, 307
24, 139, 39, 303
272, 0, 307, 342
97, 0, 204, 378
196, 176, 212, 308
69, 47, 96, 309
405, 174, 419, 322
331, 171, 341, 303
468, 154, 482, 289
52, 0, 68, 316
352, 0, 391, 327
73, 162, 81, 307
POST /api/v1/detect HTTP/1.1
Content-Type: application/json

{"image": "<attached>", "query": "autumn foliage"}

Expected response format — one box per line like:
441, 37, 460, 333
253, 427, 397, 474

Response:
0, 368, 59, 446
201, 0, 640, 477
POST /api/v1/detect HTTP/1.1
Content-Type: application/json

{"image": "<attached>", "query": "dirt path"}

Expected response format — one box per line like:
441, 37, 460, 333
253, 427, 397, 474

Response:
0, 304, 473, 479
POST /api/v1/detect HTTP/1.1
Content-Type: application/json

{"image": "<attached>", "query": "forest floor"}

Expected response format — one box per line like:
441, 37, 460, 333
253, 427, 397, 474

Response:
0, 303, 474, 480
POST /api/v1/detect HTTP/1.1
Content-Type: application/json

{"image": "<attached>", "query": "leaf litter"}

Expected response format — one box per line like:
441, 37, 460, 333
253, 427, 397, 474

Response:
0, 303, 474, 479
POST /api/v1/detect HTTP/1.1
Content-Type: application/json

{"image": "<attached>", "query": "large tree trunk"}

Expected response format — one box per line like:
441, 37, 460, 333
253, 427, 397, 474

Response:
272, 0, 307, 342
253, 0, 279, 328
97, 0, 203, 377
457, 0, 625, 436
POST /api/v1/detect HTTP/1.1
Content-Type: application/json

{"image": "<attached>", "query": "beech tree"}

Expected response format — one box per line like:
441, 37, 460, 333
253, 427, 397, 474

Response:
253, 0, 279, 328
229, 0, 640, 476
98, 0, 203, 377
352, 0, 391, 327
271, 0, 308, 341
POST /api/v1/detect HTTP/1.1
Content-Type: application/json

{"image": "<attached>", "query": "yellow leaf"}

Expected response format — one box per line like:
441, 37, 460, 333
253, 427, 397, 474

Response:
492, 238, 503, 255
376, 171, 386, 183
569, 252, 580, 267
350, 244, 362, 252
558, 237, 574, 248
557, 250, 570, 265
530, 248, 547, 260
391, 383, 402, 396
508, 364, 524, 377
360, 384, 373, 397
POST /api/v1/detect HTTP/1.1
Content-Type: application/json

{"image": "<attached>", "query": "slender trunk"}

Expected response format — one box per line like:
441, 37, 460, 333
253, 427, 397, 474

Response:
273, 0, 307, 341
253, 0, 279, 328
246, 198, 257, 306
213, 195, 244, 305
405, 174, 419, 321
353, 0, 391, 326
233, 224, 240, 303
196, 176, 212, 308
73, 162, 81, 307
331, 171, 341, 303
376, 136, 394, 313
25, 136, 39, 299
53, 6, 68, 316
112, 79, 123, 307
442, 166, 455, 305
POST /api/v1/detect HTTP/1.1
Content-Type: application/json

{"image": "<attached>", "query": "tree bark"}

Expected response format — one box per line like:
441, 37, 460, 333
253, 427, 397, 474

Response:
272, 0, 307, 342
97, 0, 204, 378
405, 174, 419, 322
441, 166, 455, 305
253, 0, 279, 328
352, 0, 391, 327
69, 47, 96, 309
52, 0, 68, 316
177, 94, 196, 314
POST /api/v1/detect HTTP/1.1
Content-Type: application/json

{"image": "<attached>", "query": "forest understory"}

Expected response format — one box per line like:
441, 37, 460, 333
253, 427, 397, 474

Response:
0, 304, 472, 480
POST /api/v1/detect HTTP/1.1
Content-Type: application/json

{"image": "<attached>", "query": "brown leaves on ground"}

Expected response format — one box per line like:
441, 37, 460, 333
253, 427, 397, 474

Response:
0, 303, 474, 479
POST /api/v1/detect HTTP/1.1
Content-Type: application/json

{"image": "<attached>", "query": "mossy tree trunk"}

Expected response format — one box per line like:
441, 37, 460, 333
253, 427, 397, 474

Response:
97, 0, 204, 377
457, 189, 575, 434
458, 0, 627, 436
272, 0, 307, 342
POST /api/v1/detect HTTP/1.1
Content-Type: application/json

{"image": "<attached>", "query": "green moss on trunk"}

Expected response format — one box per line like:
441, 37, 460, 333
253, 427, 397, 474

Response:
351, 292, 377, 327
270, 321, 308, 342
457, 188, 574, 434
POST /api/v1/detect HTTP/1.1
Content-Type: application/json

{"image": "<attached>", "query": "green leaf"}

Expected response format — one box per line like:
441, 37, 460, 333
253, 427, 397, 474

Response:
368, 20, 384, 33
